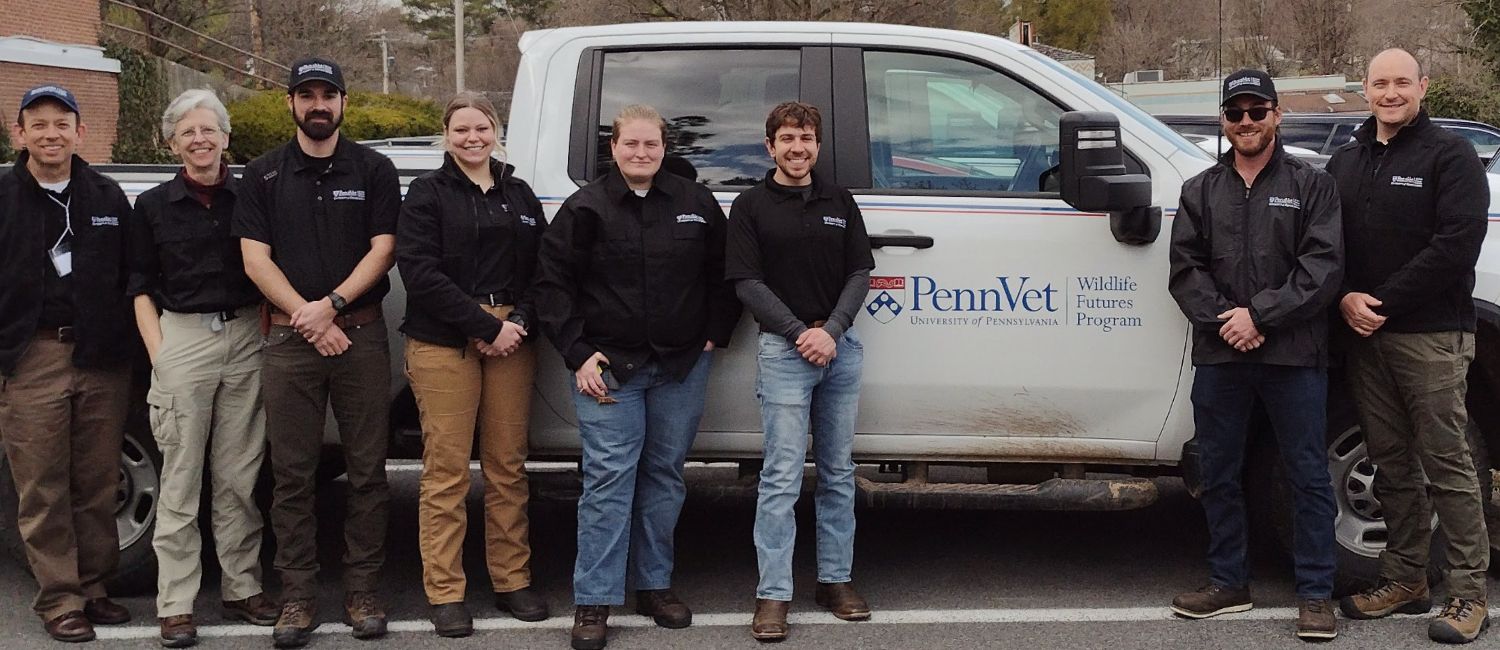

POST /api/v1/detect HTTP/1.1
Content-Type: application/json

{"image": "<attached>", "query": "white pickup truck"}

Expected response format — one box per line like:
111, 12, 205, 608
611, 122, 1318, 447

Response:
3, 20, 1498, 598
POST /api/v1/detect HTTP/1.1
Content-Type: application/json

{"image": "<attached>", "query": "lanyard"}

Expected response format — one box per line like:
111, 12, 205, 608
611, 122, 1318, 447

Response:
46, 193, 73, 248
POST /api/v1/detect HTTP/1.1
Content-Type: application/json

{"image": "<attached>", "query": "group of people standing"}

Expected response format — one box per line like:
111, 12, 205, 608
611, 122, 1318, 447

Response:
0, 56, 872, 650
1169, 48, 1491, 644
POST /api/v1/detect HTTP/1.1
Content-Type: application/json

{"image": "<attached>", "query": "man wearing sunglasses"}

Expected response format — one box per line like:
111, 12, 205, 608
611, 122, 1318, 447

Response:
1168, 69, 1344, 641
1328, 48, 1490, 645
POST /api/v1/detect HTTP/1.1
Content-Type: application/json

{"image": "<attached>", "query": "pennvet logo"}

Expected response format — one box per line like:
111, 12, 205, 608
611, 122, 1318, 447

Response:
28, 85, 67, 97
262, 170, 279, 182
331, 190, 365, 201
297, 63, 334, 76
1227, 77, 1261, 90
822, 216, 847, 228
519, 215, 537, 226
675, 213, 706, 224
1267, 196, 1301, 209
91, 215, 119, 227
1391, 175, 1424, 188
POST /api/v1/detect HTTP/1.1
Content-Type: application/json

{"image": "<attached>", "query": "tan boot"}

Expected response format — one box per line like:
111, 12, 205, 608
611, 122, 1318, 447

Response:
751, 599, 789, 642
1429, 598, 1489, 644
1338, 578, 1431, 619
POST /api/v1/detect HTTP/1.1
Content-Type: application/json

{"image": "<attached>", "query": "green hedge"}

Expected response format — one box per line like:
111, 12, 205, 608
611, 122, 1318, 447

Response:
226, 91, 443, 163
0, 133, 13, 164
1425, 76, 1500, 127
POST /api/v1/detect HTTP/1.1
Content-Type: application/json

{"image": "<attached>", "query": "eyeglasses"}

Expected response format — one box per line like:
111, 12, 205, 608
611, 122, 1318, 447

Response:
1222, 106, 1274, 123
175, 126, 221, 140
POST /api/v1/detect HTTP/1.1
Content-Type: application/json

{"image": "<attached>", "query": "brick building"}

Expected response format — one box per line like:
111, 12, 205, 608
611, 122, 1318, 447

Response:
1, 0, 120, 162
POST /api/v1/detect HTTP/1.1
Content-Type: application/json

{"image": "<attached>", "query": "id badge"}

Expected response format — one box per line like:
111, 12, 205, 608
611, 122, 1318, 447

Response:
49, 239, 73, 277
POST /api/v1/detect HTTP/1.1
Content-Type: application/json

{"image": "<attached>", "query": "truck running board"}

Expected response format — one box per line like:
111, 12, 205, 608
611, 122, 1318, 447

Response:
852, 475, 1159, 511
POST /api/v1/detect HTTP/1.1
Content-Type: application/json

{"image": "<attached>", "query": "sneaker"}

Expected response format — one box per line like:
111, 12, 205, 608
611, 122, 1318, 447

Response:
222, 593, 280, 626
571, 605, 609, 650
271, 599, 317, 649
429, 602, 473, 638
1429, 598, 1490, 644
1170, 584, 1253, 619
159, 614, 197, 648
1338, 578, 1431, 619
1295, 599, 1337, 641
635, 589, 692, 629
343, 592, 388, 640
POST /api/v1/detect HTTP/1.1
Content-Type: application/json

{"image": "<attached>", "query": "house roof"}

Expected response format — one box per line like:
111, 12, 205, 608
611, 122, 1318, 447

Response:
1031, 42, 1093, 62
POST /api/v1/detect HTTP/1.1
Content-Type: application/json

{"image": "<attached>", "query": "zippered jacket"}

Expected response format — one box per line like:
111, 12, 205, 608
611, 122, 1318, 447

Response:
1170, 142, 1344, 367
1324, 110, 1488, 333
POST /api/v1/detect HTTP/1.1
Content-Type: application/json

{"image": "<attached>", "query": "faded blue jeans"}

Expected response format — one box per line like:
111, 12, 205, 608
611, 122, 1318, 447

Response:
754, 328, 864, 601
571, 351, 712, 606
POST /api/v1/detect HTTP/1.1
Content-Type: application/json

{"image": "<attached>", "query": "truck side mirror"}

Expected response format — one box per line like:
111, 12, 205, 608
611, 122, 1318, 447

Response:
1059, 112, 1159, 245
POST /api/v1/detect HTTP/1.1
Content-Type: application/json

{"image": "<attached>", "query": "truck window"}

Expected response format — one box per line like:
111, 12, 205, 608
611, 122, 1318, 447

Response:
864, 51, 1064, 193
596, 49, 799, 187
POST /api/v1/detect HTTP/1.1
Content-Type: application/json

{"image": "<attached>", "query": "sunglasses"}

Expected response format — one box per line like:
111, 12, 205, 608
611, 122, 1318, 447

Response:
1222, 106, 1274, 123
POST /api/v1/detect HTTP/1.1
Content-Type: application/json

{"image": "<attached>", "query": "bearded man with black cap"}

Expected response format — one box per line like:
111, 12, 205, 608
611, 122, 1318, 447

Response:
1167, 69, 1344, 641
0, 84, 136, 643
232, 57, 400, 648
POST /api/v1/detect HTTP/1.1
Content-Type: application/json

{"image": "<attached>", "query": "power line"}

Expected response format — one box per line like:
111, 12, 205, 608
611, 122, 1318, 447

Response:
105, 0, 289, 72
103, 21, 287, 88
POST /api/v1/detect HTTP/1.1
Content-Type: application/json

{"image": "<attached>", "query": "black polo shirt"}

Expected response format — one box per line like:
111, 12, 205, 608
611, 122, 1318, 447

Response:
127, 171, 259, 313
231, 136, 400, 311
534, 167, 741, 383
726, 171, 874, 326
39, 185, 74, 328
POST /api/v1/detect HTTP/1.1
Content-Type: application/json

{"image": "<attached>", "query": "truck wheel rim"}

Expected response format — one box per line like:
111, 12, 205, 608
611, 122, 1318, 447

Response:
1329, 426, 1386, 558
115, 433, 159, 550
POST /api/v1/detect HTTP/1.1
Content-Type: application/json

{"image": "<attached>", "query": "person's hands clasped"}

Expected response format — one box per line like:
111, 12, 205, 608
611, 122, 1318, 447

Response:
290, 297, 337, 340
478, 321, 527, 357
311, 323, 351, 357
1217, 307, 1264, 353
575, 351, 611, 398
795, 328, 837, 367
1339, 292, 1387, 337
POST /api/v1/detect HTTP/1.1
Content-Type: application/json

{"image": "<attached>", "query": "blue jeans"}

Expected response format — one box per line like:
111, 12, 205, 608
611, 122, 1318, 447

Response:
754, 328, 864, 601
1192, 363, 1336, 600
571, 351, 712, 605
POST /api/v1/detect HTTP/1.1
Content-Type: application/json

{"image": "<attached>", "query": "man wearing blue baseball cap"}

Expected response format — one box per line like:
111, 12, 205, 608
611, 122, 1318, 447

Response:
0, 84, 137, 642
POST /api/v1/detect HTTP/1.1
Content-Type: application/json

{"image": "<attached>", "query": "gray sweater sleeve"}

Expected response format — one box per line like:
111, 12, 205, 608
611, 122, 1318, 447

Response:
734, 279, 806, 342
821, 269, 871, 340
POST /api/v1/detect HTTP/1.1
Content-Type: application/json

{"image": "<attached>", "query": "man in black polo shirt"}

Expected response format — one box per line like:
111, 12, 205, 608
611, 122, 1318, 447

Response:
232, 58, 399, 648
726, 102, 875, 642
0, 85, 136, 642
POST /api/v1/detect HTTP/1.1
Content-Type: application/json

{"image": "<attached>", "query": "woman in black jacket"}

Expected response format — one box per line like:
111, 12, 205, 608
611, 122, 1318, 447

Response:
395, 92, 549, 636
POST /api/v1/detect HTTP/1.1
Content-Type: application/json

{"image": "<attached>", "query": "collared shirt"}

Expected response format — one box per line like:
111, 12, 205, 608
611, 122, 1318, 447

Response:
231, 136, 400, 311
726, 171, 874, 326
534, 167, 741, 383
127, 170, 260, 313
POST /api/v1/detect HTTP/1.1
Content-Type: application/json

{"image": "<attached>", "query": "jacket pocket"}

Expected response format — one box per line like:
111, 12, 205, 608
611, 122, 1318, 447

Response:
146, 385, 182, 446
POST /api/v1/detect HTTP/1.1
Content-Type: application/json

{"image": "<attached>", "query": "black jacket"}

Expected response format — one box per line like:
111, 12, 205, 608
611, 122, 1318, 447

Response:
1324, 110, 1489, 333
397, 155, 546, 348
535, 167, 741, 383
0, 152, 135, 377
1169, 142, 1344, 367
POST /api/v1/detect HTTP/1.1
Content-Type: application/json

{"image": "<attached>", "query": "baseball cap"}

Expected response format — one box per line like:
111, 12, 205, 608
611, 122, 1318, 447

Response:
1220, 69, 1277, 106
19, 84, 81, 120
287, 57, 346, 94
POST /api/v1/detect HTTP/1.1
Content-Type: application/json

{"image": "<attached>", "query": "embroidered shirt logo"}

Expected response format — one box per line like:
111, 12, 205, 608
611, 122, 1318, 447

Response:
1391, 175, 1424, 188
262, 169, 279, 182
1267, 196, 1301, 209
822, 216, 848, 228
676, 213, 706, 224
91, 215, 119, 227
331, 190, 365, 201
1227, 77, 1261, 90
519, 215, 537, 226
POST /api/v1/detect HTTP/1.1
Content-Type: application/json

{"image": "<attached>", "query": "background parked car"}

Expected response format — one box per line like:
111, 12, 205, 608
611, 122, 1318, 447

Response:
1159, 113, 1500, 164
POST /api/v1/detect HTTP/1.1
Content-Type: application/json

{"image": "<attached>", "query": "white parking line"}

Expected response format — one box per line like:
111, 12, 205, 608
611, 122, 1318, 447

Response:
94, 607, 1308, 640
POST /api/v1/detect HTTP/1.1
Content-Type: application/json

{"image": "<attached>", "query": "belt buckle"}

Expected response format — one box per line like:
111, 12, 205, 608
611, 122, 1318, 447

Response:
55, 326, 74, 343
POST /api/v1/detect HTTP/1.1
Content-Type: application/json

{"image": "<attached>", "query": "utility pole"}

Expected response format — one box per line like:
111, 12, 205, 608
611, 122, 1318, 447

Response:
454, 0, 465, 93
373, 30, 391, 94
248, 0, 264, 84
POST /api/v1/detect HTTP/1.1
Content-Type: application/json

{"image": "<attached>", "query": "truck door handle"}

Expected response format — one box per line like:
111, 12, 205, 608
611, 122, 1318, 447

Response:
869, 235, 934, 249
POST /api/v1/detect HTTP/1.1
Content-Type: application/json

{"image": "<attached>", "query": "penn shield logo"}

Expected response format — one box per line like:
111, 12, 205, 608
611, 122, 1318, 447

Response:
866, 276, 906, 324
1391, 175, 1424, 188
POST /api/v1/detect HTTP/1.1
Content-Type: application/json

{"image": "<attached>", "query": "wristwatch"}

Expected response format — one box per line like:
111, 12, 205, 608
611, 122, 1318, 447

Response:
326, 291, 348, 312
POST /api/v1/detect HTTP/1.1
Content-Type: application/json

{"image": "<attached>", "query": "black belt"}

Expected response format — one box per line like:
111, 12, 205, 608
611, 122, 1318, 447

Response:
36, 326, 74, 343
475, 291, 514, 306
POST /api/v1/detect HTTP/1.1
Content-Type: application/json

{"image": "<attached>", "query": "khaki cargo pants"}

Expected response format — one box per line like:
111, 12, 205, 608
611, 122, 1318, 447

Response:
1347, 330, 1489, 600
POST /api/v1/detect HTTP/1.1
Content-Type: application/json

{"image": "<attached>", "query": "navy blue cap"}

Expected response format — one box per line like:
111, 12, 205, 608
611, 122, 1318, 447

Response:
19, 84, 81, 118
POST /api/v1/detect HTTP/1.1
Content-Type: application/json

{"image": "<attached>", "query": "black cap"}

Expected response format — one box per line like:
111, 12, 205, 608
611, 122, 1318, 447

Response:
1220, 69, 1277, 106
19, 84, 81, 119
287, 57, 346, 94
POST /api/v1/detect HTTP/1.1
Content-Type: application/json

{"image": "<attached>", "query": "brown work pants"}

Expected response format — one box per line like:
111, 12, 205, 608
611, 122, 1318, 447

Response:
262, 319, 391, 601
0, 338, 130, 620
405, 305, 538, 604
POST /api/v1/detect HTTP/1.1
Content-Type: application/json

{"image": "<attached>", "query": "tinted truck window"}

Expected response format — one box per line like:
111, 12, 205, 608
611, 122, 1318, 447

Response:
597, 49, 799, 187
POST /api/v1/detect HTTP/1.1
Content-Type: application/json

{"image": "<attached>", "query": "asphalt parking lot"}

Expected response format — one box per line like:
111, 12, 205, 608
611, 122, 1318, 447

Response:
0, 462, 1495, 649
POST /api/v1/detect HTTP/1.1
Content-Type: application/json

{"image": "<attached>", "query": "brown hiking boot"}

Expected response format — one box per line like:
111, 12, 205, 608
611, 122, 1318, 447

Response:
159, 614, 197, 648
815, 582, 871, 621
343, 592, 387, 640
1429, 598, 1490, 644
751, 599, 790, 642
271, 599, 317, 649
1338, 578, 1431, 619
222, 593, 280, 626
571, 605, 609, 650
1170, 584, 1253, 619
1295, 599, 1337, 641
635, 589, 692, 628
